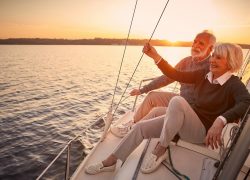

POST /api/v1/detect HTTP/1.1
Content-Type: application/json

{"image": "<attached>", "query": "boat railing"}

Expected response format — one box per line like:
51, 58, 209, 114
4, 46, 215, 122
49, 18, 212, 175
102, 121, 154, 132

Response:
36, 110, 109, 180
132, 78, 155, 111
36, 134, 78, 180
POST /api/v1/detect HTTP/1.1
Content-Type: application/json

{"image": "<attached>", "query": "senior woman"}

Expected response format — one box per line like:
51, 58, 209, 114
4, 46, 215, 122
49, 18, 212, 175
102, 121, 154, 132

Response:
85, 43, 250, 174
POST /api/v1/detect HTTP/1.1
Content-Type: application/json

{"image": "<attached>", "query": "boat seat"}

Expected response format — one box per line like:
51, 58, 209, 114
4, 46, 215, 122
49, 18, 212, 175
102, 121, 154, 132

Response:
177, 121, 250, 170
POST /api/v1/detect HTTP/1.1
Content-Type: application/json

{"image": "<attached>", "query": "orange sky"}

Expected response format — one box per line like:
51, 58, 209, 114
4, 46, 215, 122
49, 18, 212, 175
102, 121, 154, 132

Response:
0, 0, 250, 44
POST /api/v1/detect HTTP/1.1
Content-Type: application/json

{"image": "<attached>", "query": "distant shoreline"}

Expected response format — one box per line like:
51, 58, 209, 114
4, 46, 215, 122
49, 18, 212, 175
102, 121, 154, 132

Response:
0, 38, 191, 47
0, 38, 250, 49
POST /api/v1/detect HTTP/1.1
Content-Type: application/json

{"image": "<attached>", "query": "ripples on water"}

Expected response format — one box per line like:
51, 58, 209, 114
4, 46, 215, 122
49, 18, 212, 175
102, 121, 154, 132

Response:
0, 45, 247, 180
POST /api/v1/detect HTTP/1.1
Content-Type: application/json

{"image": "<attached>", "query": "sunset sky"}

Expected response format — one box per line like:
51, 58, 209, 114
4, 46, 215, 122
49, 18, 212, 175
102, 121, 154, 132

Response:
0, 0, 249, 44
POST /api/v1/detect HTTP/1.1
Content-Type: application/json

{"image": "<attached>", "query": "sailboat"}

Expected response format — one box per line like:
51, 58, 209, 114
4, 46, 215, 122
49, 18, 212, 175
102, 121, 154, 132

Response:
36, 1, 250, 179
69, 81, 250, 180
36, 74, 250, 180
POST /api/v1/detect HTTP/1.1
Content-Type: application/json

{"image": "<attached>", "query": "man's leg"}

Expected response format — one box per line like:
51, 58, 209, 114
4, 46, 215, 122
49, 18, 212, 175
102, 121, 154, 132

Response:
111, 92, 175, 138
133, 91, 177, 123
140, 107, 167, 121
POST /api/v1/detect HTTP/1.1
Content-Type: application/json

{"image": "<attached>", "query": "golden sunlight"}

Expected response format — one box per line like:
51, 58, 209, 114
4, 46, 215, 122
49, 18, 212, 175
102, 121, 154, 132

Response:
0, 0, 249, 43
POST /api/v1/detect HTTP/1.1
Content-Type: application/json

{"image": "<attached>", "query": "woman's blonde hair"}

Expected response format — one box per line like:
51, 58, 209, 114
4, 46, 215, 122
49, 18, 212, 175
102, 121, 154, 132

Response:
214, 43, 243, 72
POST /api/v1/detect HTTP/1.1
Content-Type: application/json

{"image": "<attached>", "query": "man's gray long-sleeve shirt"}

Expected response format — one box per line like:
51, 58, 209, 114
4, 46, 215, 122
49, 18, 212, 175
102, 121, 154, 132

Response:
140, 56, 210, 104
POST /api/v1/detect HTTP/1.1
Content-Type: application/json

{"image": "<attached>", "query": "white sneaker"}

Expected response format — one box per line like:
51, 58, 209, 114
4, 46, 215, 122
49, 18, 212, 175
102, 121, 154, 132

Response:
85, 162, 116, 175
111, 120, 134, 138
141, 152, 168, 174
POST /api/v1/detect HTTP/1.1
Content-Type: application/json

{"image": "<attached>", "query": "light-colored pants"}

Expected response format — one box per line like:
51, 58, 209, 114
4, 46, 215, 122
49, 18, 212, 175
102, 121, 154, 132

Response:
134, 91, 177, 122
113, 96, 206, 162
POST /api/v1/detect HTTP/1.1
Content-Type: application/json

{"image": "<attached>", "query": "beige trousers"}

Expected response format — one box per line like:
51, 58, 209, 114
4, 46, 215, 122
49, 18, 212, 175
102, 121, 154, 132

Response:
133, 91, 178, 122
113, 96, 206, 162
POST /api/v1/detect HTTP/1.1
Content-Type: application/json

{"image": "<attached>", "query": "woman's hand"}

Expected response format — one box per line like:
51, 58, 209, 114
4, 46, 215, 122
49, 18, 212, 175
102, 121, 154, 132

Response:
205, 117, 225, 149
130, 89, 141, 96
143, 43, 161, 62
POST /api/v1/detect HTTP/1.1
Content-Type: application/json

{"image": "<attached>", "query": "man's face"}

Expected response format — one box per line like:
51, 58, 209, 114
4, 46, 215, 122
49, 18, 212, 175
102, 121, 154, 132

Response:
191, 34, 212, 60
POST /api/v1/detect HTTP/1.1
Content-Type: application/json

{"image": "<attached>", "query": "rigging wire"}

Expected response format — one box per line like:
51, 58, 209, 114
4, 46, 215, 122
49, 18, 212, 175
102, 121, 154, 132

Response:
110, 0, 139, 110
112, 0, 171, 116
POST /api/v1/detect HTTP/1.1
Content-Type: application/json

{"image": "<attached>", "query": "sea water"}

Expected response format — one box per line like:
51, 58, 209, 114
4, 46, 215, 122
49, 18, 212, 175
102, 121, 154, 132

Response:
0, 45, 248, 179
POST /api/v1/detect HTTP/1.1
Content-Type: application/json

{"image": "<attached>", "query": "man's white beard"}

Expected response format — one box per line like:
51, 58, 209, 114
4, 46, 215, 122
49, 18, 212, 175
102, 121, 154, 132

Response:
191, 48, 209, 61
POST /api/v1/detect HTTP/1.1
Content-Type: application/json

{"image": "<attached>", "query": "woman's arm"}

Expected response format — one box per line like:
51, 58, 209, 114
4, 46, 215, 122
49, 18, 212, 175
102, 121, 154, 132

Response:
222, 79, 250, 122
156, 59, 199, 84
143, 43, 200, 84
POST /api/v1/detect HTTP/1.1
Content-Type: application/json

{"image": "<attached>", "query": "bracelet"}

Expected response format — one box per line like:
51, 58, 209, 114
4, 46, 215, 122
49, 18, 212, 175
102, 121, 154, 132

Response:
155, 57, 163, 65
218, 116, 227, 125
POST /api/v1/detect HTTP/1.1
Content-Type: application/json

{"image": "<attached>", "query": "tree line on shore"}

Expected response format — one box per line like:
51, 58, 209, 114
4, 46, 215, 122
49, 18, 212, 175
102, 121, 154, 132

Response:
0, 38, 249, 48
0, 38, 192, 46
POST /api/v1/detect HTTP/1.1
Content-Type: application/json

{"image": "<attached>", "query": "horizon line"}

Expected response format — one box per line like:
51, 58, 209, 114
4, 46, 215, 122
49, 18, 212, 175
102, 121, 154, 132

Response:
0, 37, 249, 46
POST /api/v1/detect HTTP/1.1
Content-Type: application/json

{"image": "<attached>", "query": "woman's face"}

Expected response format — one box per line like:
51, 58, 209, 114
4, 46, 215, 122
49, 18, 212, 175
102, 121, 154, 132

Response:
209, 52, 230, 77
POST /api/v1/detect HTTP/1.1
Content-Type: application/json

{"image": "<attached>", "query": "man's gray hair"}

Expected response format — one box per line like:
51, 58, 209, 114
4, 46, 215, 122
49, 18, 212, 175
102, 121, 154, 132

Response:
198, 30, 216, 46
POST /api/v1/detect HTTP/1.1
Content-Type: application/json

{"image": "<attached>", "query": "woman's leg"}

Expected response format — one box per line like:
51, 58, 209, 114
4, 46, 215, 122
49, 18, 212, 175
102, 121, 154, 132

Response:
159, 96, 206, 149
96, 96, 206, 170
140, 96, 206, 174
112, 96, 206, 164
112, 115, 165, 162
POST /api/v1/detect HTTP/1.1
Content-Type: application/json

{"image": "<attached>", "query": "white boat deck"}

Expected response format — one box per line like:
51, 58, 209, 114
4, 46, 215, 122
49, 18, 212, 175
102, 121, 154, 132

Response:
71, 111, 250, 180
71, 136, 208, 180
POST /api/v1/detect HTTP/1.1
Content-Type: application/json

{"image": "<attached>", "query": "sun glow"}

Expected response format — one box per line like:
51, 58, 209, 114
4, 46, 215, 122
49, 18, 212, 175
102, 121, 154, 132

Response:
0, 0, 249, 44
